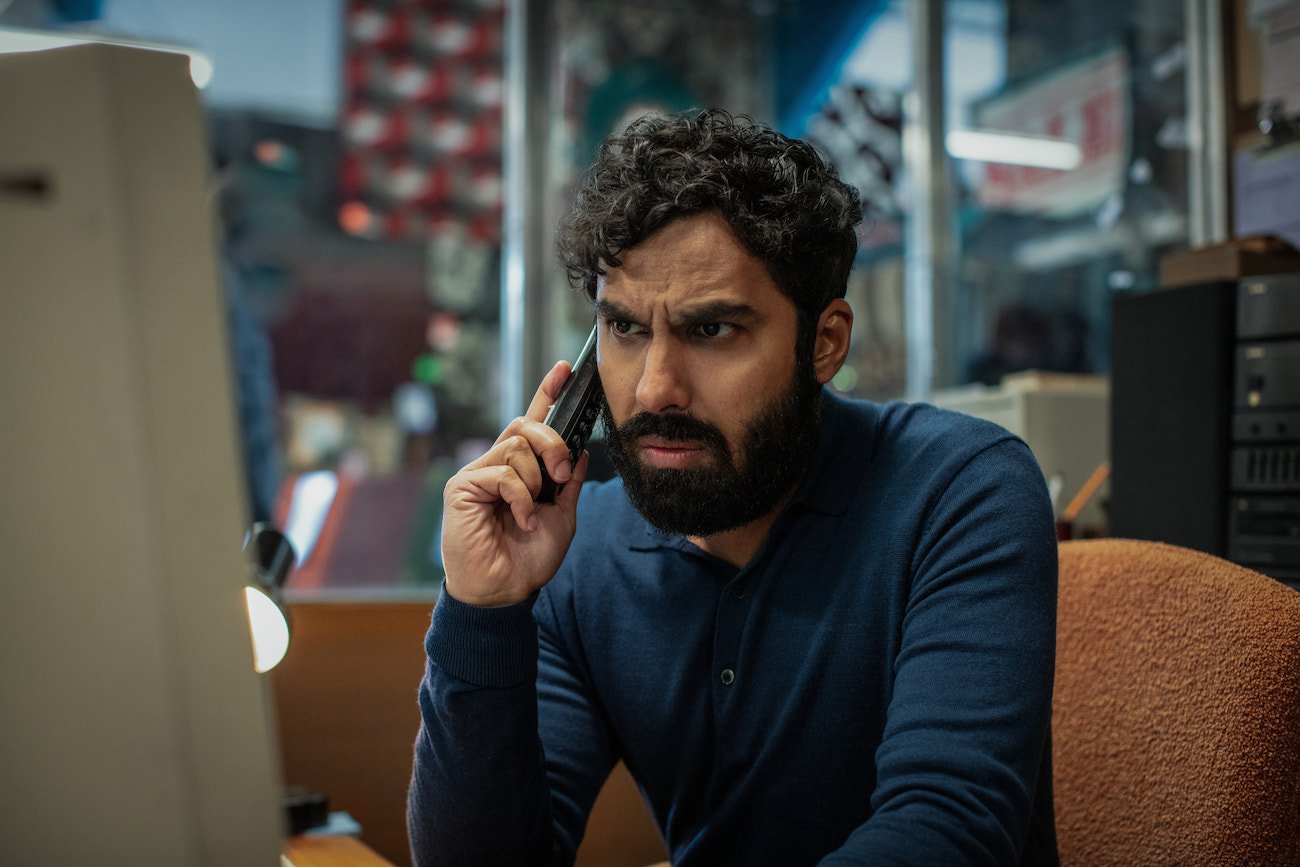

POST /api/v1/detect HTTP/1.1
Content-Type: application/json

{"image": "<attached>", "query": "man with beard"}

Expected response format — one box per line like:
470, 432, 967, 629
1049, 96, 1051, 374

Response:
408, 110, 1059, 866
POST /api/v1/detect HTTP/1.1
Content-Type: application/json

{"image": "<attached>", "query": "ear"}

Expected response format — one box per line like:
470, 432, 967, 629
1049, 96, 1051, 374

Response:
812, 299, 853, 385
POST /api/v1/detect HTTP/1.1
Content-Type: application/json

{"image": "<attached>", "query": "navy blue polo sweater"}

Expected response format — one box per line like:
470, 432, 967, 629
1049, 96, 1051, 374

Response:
409, 391, 1059, 866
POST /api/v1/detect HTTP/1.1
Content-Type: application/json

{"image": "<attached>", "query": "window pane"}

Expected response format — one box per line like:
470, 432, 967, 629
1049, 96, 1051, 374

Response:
945, 0, 1188, 388
808, 0, 913, 402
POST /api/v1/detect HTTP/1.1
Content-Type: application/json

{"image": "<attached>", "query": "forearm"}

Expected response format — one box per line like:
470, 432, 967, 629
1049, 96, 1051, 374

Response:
817, 742, 1052, 866
407, 591, 557, 866
410, 360, 598, 865
820, 439, 1058, 865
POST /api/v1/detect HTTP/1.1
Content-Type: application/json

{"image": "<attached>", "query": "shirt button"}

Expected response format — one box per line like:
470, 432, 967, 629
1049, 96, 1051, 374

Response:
720, 668, 735, 685
730, 584, 746, 600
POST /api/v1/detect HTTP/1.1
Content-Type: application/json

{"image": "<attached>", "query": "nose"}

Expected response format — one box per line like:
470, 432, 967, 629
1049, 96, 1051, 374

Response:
635, 337, 691, 414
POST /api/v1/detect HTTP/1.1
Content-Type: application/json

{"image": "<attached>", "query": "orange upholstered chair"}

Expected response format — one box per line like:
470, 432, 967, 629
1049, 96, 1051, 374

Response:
1053, 539, 1300, 866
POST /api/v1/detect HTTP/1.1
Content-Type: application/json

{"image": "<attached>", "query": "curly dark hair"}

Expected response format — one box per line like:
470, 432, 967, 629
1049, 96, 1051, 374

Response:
556, 109, 863, 349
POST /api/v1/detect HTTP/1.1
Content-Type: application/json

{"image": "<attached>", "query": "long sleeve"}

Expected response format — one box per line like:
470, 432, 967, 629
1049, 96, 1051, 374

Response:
820, 438, 1059, 865
407, 585, 618, 866
408, 399, 1061, 866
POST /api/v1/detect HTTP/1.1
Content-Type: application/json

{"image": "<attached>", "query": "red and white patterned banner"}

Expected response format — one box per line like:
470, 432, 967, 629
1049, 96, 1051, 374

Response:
339, 0, 505, 242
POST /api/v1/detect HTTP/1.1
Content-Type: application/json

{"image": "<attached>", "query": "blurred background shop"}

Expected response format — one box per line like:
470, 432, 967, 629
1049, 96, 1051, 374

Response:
2, 0, 1244, 596
2, 0, 1295, 863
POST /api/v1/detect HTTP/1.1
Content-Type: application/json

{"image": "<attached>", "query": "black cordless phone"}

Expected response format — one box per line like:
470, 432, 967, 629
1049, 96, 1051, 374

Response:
536, 326, 605, 503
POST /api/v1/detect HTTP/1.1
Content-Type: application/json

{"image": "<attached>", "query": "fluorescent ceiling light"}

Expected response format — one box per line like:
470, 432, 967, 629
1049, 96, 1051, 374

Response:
946, 129, 1082, 170
0, 27, 213, 89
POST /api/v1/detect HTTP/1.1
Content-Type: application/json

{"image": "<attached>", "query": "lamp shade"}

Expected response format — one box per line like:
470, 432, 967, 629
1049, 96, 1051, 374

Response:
244, 585, 290, 673
243, 523, 296, 673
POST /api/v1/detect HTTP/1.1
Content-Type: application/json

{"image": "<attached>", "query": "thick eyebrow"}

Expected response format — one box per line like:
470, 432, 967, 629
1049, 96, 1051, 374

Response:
673, 301, 761, 328
595, 298, 762, 328
595, 298, 639, 323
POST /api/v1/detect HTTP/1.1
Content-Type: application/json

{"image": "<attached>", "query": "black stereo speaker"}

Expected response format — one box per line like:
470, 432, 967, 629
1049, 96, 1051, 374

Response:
1110, 282, 1236, 555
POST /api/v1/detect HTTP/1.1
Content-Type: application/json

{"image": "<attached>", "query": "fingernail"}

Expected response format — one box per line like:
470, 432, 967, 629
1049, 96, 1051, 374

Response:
555, 460, 572, 482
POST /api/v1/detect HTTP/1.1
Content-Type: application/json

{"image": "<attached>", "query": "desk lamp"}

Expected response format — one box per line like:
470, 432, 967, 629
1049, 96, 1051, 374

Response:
244, 523, 295, 673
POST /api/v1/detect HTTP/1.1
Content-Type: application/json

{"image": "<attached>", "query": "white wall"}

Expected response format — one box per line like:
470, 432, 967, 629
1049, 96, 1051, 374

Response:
94, 0, 344, 123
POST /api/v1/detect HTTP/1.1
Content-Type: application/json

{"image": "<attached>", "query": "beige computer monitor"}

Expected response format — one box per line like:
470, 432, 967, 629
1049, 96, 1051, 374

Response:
0, 44, 284, 863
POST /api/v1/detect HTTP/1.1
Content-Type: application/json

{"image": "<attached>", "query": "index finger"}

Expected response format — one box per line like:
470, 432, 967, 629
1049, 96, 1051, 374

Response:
525, 360, 574, 423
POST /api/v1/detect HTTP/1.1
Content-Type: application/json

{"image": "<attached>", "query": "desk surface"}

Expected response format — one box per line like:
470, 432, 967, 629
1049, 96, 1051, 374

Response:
281, 835, 396, 867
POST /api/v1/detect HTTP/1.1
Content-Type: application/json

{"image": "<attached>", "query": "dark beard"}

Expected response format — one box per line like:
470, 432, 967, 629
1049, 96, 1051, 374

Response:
600, 359, 823, 537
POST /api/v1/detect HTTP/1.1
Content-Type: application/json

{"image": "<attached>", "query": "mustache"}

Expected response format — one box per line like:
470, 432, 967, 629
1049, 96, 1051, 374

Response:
614, 411, 730, 455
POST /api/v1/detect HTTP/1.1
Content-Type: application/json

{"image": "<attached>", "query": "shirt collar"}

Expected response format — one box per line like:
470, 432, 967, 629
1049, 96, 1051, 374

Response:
627, 389, 874, 552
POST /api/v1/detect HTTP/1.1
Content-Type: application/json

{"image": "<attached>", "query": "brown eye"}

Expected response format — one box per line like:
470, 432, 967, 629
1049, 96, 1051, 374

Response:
608, 320, 646, 338
694, 323, 735, 339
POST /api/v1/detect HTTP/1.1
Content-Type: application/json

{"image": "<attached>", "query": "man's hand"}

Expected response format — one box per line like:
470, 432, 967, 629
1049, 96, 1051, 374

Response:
440, 361, 591, 607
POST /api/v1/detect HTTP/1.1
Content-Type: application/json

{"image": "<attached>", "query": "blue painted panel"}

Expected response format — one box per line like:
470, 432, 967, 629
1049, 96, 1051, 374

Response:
774, 0, 886, 134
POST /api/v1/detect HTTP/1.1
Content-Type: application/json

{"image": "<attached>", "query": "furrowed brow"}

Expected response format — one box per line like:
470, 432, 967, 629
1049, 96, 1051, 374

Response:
595, 299, 639, 323
595, 298, 762, 328
673, 301, 760, 328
